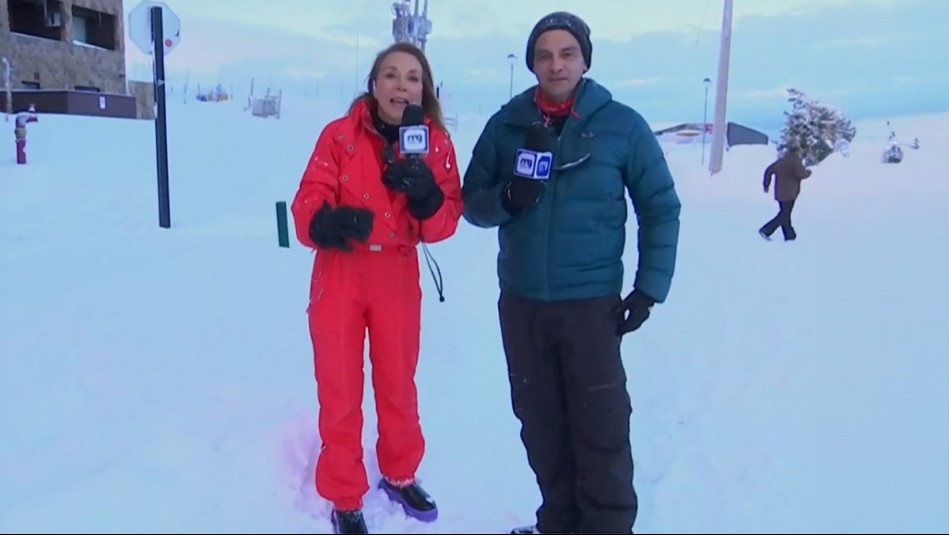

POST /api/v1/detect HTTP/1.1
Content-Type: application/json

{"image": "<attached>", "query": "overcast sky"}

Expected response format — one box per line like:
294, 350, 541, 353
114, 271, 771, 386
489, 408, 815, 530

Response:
122, 0, 948, 131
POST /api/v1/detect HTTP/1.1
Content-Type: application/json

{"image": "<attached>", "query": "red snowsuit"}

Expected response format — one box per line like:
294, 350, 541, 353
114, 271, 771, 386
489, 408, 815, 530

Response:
290, 98, 462, 511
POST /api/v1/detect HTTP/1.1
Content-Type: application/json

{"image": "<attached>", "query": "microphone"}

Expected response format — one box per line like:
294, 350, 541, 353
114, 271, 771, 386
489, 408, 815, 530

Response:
514, 124, 553, 180
399, 103, 430, 158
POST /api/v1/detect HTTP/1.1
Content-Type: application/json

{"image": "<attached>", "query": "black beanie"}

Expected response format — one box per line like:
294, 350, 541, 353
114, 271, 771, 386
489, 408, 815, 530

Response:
525, 11, 592, 72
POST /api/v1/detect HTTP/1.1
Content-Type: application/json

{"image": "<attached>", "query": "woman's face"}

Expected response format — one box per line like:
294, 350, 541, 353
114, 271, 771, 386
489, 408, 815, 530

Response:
372, 51, 425, 125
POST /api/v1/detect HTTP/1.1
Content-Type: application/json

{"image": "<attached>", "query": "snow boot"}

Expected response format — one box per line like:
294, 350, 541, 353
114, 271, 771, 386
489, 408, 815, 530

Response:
331, 509, 368, 534
379, 478, 438, 522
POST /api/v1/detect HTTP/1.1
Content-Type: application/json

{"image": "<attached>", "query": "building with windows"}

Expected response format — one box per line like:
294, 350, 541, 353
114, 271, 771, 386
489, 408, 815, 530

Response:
2, 0, 125, 91
1, 0, 145, 118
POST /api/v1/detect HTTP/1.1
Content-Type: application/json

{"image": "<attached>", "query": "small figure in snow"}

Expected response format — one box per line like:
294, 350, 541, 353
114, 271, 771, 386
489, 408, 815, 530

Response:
14, 103, 37, 164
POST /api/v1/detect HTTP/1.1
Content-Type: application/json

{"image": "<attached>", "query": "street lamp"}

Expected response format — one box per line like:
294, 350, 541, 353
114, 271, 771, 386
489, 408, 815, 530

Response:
702, 77, 711, 165
507, 53, 517, 100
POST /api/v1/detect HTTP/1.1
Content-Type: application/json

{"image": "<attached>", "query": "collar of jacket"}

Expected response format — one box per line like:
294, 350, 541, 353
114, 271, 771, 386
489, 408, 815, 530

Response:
348, 96, 435, 135
500, 77, 613, 129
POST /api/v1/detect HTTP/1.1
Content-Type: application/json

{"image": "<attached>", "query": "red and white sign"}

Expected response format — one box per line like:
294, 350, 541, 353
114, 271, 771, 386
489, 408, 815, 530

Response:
128, 1, 181, 56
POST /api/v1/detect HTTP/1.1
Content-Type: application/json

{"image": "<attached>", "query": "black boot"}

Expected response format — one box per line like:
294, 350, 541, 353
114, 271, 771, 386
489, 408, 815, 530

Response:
379, 479, 438, 522
331, 509, 368, 534
510, 525, 540, 534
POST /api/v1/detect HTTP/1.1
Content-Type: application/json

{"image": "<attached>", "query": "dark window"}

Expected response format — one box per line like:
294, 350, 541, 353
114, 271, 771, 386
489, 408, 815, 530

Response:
75, 85, 101, 92
71, 6, 117, 51
7, 0, 65, 41
21, 81, 41, 90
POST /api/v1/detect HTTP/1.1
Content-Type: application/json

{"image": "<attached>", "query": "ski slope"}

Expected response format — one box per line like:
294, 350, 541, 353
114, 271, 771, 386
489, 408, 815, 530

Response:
2, 96, 948, 533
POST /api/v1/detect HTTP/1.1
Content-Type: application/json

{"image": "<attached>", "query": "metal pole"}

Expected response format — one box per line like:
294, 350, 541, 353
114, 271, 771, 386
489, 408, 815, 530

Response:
702, 78, 710, 165
507, 53, 516, 100
509, 63, 513, 99
2, 57, 11, 122
151, 6, 171, 228
708, 0, 733, 175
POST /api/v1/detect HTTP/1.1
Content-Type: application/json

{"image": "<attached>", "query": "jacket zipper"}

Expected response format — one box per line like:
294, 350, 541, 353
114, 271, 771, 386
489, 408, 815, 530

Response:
542, 130, 567, 300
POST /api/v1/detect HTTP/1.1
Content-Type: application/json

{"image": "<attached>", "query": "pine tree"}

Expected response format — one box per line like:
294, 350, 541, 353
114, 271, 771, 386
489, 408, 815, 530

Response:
881, 127, 904, 163
777, 88, 856, 166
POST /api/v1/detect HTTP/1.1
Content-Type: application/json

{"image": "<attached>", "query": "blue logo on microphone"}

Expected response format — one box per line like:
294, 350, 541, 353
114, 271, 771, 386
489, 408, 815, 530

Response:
399, 125, 430, 154
515, 149, 553, 180
535, 154, 552, 179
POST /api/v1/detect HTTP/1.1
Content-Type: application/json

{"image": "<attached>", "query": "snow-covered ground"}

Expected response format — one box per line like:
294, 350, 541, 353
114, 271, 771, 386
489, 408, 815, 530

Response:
2, 95, 947, 533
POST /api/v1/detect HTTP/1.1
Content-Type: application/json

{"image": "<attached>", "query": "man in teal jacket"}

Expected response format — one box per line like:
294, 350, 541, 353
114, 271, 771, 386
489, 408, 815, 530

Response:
461, 11, 681, 534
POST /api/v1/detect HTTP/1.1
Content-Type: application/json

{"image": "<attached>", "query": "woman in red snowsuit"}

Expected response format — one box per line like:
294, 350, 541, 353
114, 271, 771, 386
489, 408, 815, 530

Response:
290, 43, 462, 534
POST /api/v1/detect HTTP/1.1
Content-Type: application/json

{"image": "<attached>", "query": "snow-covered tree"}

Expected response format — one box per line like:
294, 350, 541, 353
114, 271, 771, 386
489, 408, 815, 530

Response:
881, 127, 904, 163
777, 88, 856, 166
881, 141, 903, 164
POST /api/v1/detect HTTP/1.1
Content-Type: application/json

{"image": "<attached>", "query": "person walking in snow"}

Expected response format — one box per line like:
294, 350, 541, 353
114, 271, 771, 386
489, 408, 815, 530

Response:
14, 103, 37, 164
460, 12, 681, 534
290, 42, 463, 535
759, 147, 812, 241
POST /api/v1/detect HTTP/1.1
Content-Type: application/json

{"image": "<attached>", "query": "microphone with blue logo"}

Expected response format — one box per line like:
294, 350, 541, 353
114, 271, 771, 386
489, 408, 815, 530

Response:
399, 103, 430, 159
504, 124, 552, 214
514, 124, 554, 180
383, 103, 437, 198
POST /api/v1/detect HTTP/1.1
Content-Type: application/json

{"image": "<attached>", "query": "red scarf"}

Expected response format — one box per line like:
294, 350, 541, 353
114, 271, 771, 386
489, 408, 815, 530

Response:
533, 86, 579, 120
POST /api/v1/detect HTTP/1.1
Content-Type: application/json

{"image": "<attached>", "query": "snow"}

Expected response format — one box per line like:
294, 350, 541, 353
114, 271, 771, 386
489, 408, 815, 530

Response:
2, 96, 948, 533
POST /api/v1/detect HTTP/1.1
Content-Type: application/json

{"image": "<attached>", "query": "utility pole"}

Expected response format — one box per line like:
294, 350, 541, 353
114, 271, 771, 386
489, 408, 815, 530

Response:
702, 77, 711, 165
708, 0, 733, 176
507, 53, 516, 99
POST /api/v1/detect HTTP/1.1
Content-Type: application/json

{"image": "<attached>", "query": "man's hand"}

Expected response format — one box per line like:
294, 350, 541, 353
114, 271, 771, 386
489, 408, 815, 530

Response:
502, 178, 544, 214
611, 289, 656, 336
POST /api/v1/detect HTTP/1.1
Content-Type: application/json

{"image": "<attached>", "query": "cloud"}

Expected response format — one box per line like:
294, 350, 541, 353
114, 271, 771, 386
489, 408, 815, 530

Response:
731, 86, 856, 103
128, 0, 949, 125
321, 24, 387, 49
614, 78, 662, 88
732, 87, 791, 100
282, 67, 326, 80
151, 0, 909, 42
891, 77, 919, 86
123, 12, 375, 84
421, 0, 911, 40
463, 68, 509, 84
814, 34, 904, 49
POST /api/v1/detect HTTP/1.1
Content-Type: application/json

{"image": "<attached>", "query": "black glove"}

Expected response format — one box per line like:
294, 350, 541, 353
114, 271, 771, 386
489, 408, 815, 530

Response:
383, 158, 437, 200
308, 200, 374, 251
611, 289, 656, 336
501, 177, 544, 215
383, 157, 445, 220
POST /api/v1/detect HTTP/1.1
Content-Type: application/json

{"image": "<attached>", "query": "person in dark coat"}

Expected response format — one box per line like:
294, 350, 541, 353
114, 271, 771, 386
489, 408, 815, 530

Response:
461, 11, 681, 534
759, 148, 812, 241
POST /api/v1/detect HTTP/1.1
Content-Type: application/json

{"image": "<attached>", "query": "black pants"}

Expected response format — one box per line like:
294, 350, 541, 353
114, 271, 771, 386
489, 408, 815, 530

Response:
760, 199, 797, 240
499, 292, 636, 534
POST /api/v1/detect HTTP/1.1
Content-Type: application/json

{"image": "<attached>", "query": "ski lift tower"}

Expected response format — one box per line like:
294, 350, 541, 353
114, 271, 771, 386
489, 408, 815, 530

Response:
392, 0, 432, 52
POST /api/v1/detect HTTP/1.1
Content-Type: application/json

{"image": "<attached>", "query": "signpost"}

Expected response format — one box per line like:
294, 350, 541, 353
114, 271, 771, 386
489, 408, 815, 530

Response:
276, 202, 290, 248
2, 57, 11, 122
129, 1, 180, 228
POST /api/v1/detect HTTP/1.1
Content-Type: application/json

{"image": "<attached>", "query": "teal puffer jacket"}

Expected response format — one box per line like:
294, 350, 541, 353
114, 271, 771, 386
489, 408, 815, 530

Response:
461, 78, 681, 303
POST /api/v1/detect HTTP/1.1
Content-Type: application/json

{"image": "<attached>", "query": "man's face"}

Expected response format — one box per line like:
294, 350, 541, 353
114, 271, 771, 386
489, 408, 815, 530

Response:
532, 29, 586, 102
